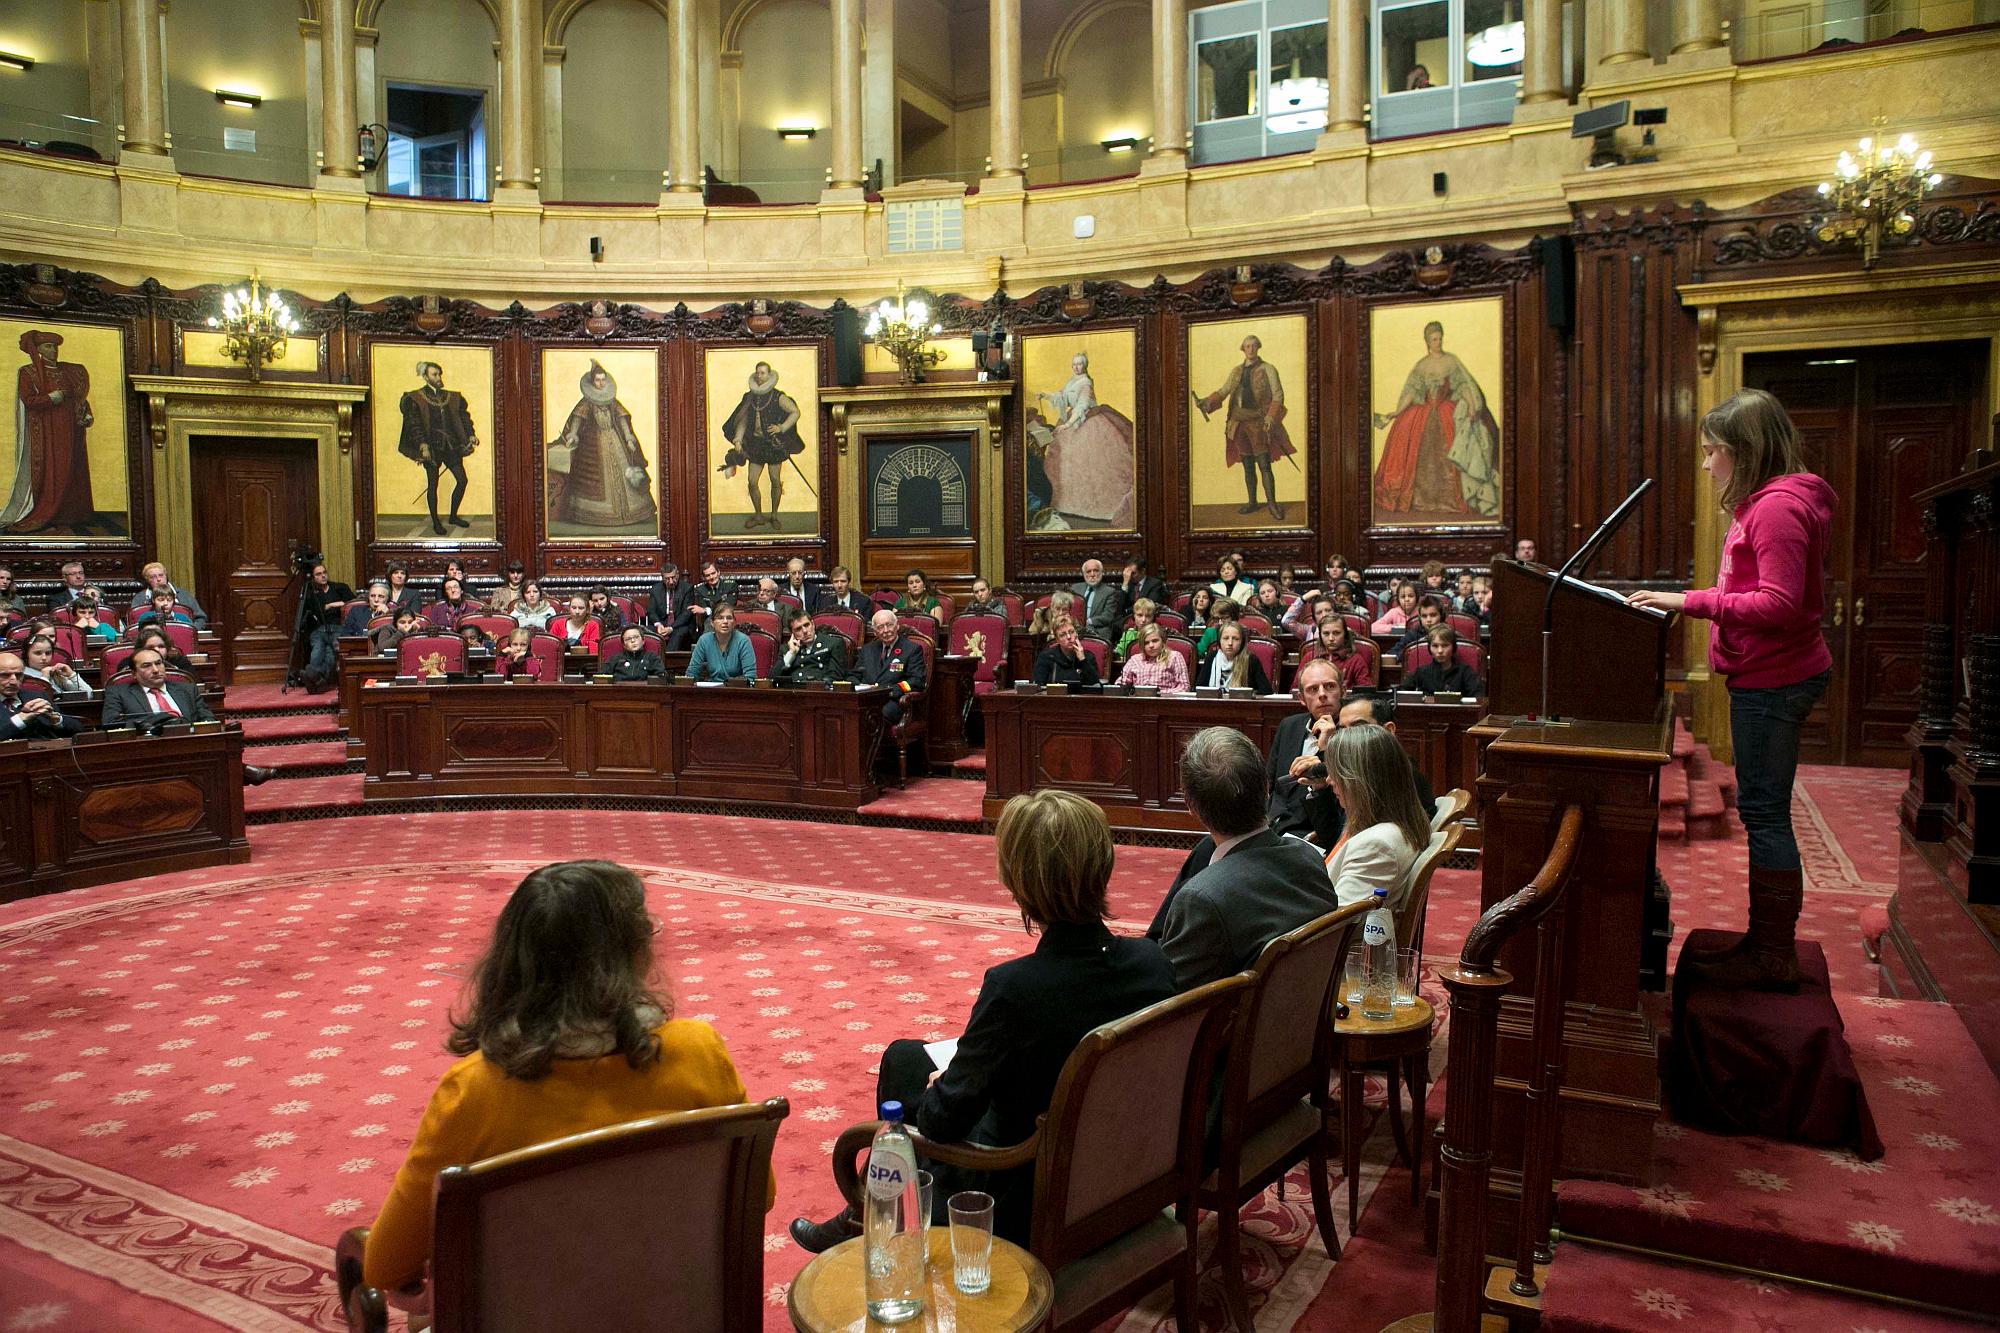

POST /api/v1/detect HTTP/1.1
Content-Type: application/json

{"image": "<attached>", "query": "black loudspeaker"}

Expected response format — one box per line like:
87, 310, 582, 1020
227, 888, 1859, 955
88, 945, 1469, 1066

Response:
1538, 234, 1575, 332
832, 306, 864, 386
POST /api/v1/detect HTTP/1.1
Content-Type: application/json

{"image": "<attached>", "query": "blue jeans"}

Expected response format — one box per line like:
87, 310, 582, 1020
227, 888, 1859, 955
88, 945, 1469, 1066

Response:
1728, 668, 1831, 871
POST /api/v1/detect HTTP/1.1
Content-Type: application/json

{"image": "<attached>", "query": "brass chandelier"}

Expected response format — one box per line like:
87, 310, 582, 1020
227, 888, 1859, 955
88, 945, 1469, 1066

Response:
864, 280, 946, 384
206, 274, 299, 381
1813, 131, 1942, 269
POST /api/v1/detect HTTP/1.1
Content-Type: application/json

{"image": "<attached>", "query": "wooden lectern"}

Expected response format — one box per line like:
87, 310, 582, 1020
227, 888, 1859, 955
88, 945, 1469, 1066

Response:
1472, 558, 1677, 1224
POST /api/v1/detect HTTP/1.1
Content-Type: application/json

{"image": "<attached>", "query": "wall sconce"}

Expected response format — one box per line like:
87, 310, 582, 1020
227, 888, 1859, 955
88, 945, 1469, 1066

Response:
1100, 136, 1141, 154
214, 89, 262, 110
0, 52, 35, 73
777, 126, 817, 142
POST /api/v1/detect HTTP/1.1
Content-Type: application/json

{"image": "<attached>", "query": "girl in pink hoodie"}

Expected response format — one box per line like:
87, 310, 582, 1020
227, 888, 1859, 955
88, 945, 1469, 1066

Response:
1628, 389, 1834, 992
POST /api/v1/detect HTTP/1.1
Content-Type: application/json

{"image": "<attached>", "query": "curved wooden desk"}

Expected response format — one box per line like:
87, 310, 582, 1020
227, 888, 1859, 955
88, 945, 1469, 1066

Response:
787, 1230, 1053, 1333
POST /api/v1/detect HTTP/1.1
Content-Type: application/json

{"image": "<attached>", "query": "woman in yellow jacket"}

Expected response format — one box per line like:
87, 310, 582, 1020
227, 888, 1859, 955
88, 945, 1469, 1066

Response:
363, 860, 773, 1297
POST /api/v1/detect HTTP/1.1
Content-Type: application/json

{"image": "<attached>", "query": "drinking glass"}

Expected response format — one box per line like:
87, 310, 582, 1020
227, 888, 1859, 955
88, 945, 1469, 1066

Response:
1394, 948, 1421, 1008
916, 1170, 934, 1238
1341, 950, 1367, 1008
947, 1190, 995, 1295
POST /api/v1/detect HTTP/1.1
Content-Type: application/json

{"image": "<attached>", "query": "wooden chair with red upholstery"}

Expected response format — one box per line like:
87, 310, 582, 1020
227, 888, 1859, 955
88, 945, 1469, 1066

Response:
741, 626, 777, 679
14, 622, 85, 660
931, 592, 954, 625
1077, 635, 1111, 679
775, 592, 804, 613
462, 613, 517, 642
946, 612, 1008, 695
397, 634, 467, 677
99, 643, 134, 678
1239, 611, 1273, 637
735, 608, 782, 638
894, 611, 938, 643
1446, 613, 1482, 642
595, 630, 662, 660
996, 590, 1028, 626
814, 610, 862, 646
335, 1098, 790, 1333
1172, 592, 1193, 614
611, 595, 646, 626
1245, 637, 1279, 688
1154, 609, 1187, 633
1163, 635, 1196, 679
829, 976, 1250, 1333
869, 589, 899, 611
524, 632, 568, 681
1400, 639, 1484, 679
1342, 612, 1371, 642
128, 619, 198, 656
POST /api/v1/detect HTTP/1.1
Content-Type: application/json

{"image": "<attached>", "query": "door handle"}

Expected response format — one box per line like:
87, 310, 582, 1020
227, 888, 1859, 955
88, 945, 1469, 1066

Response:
1853, 597, 1865, 628
1831, 595, 1844, 627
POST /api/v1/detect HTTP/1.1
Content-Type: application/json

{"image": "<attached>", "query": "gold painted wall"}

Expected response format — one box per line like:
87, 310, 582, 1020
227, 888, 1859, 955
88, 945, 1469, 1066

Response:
737, 0, 833, 202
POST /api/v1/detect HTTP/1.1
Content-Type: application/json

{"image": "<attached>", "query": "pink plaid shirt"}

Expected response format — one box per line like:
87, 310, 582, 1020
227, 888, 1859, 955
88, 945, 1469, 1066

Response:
1118, 649, 1189, 692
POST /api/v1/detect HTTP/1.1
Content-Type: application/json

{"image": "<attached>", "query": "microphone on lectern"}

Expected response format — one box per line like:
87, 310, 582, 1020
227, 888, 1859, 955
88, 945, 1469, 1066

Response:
1538, 478, 1656, 723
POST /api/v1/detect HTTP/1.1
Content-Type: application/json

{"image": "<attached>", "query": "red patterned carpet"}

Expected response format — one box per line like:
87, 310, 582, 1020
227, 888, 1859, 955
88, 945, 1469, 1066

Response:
0, 764, 1942, 1332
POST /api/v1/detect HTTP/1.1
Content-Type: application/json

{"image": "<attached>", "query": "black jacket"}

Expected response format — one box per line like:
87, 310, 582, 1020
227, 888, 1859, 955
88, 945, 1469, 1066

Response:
1032, 642, 1100, 687
1406, 661, 1483, 697
856, 635, 927, 694
603, 650, 666, 681
1265, 711, 1345, 849
102, 679, 217, 728
815, 588, 875, 619
772, 630, 850, 684
1194, 647, 1272, 694
644, 581, 696, 651
1119, 575, 1172, 616
1, 693, 83, 739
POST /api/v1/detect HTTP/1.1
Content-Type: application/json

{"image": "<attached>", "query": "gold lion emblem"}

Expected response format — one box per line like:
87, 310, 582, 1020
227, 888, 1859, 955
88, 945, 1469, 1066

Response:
418, 651, 448, 679
961, 630, 987, 661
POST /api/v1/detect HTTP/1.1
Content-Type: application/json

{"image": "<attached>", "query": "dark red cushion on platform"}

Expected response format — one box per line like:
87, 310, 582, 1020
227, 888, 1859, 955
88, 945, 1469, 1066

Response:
1670, 930, 1882, 1158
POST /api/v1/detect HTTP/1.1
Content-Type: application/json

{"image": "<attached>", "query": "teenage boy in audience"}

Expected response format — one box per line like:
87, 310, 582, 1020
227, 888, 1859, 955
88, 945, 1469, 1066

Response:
816, 565, 873, 618
1405, 625, 1483, 697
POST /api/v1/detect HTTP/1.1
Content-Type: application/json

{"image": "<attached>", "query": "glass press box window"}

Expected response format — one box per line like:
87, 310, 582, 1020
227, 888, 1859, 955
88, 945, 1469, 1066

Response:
1372, 0, 1524, 140
1191, 0, 1329, 166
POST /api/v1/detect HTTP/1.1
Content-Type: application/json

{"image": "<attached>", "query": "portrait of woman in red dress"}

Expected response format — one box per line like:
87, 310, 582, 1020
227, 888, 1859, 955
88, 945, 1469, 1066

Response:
1371, 319, 1501, 523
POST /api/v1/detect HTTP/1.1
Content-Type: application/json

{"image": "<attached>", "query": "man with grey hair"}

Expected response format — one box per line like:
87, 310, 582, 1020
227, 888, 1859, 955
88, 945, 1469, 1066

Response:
1155, 726, 1338, 991
1069, 558, 1121, 635
341, 581, 393, 636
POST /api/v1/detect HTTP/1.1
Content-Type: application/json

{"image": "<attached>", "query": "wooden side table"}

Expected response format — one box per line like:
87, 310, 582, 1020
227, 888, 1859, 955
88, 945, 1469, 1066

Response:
1333, 995, 1436, 1229
787, 1228, 1054, 1333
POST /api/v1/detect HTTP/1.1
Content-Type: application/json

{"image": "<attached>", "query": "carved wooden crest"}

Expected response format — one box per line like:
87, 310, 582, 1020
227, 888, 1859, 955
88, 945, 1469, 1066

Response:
745, 297, 776, 340
1416, 245, 1453, 289
1060, 279, 1093, 322
1228, 264, 1263, 307
24, 263, 65, 308
414, 294, 448, 334
583, 300, 616, 338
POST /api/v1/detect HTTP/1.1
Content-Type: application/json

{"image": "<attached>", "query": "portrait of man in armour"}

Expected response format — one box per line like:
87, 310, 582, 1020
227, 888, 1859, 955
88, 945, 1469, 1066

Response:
704, 344, 821, 540
397, 360, 480, 536
718, 361, 807, 530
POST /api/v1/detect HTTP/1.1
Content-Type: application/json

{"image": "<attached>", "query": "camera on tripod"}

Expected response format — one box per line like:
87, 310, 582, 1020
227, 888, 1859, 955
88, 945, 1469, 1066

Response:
290, 544, 324, 578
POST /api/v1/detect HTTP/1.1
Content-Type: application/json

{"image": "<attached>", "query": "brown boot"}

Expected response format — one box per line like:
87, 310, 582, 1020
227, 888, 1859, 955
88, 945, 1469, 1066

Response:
1680, 866, 1800, 965
1685, 867, 1806, 992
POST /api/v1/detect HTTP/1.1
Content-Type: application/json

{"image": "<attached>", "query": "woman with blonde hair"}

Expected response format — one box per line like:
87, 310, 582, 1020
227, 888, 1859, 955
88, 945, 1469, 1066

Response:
364, 861, 767, 1298
1628, 388, 1833, 991
791, 789, 1175, 1251
1320, 722, 1433, 909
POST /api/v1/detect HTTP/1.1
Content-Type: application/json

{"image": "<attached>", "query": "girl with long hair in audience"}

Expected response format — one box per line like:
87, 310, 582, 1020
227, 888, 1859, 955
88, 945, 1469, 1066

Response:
1372, 580, 1421, 635
1196, 619, 1271, 692
512, 580, 556, 631
895, 568, 941, 618
790, 790, 1175, 1252
22, 634, 90, 697
1320, 722, 1433, 909
363, 861, 767, 1300
496, 626, 545, 681
1184, 585, 1215, 632
1305, 611, 1375, 688
1118, 621, 1190, 691
1251, 577, 1286, 621
1627, 388, 1834, 991
556, 593, 601, 651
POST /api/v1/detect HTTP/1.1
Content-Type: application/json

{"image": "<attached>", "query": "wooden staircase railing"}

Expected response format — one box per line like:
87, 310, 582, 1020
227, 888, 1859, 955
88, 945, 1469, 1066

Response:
1384, 803, 1586, 1333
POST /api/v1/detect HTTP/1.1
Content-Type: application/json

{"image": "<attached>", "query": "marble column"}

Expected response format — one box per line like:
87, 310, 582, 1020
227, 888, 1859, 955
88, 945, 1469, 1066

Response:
498, 0, 539, 190
1151, 0, 1187, 164
829, 0, 863, 189
1672, 0, 1726, 54
319, 1, 360, 177
988, 0, 1022, 177
666, 0, 701, 191
1521, 0, 1565, 103
1327, 0, 1366, 130
118, 0, 167, 156
1600, 0, 1650, 65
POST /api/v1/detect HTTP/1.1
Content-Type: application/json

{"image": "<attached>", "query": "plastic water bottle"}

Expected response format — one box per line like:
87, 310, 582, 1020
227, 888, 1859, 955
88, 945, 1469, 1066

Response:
1360, 888, 1398, 1021
863, 1101, 926, 1324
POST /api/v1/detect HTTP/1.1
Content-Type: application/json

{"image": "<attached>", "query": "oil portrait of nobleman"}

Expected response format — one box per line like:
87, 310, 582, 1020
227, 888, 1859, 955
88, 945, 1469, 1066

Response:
1185, 313, 1310, 531
704, 344, 821, 540
542, 347, 661, 539
0, 320, 129, 539
368, 343, 498, 543
1020, 326, 1138, 533
1369, 296, 1504, 527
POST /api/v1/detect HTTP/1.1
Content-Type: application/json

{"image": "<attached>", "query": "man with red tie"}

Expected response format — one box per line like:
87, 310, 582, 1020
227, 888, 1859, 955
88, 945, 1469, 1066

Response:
101, 648, 274, 783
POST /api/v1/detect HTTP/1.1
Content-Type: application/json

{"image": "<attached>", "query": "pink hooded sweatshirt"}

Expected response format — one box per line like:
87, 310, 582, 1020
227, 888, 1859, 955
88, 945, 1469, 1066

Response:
1681, 472, 1835, 690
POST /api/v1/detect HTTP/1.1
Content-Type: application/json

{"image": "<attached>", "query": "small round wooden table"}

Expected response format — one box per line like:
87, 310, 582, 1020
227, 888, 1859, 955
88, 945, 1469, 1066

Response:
1333, 995, 1436, 1229
787, 1228, 1054, 1333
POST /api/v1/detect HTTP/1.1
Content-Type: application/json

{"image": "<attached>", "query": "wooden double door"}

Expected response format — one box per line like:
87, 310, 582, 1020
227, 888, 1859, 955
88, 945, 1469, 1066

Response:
189, 436, 322, 685
1743, 341, 1988, 766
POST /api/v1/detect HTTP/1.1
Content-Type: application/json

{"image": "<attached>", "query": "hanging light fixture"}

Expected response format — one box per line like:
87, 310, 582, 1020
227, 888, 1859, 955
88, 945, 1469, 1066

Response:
205, 274, 298, 381
863, 280, 946, 384
1467, 2, 1525, 68
1813, 130, 1943, 268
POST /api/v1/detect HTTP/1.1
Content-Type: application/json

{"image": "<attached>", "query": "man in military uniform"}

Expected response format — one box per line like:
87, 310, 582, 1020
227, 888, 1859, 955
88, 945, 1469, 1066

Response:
397, 361, 479, 536
772, 613, 850, 685
856, 608, 926, 723
718, 361, 805, 530
1194, 334, 1295, 521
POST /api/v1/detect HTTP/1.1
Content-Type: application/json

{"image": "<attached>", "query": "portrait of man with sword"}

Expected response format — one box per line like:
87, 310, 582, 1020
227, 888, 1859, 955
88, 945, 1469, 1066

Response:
1192, 333, 1298, 523
716, 359, 816, 531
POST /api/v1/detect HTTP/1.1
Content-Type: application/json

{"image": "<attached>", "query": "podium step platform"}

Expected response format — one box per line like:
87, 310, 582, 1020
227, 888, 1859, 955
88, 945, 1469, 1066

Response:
1659, 719, 1735, 842
1557, 994, 2000, 1318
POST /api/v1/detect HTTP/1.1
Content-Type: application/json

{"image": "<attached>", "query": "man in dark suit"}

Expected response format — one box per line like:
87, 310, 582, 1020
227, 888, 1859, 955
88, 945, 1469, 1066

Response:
342, 582, 392, 636
814, 565, 873, 619
102, 648, 273, 783
855, 609, 926, 723
687, 559, 736, 634
46, 560, 89, 613
771, 613, 849, 684
0, 650, 83, 739
1069, 559, 1122, 636
645, 562, 697, 653
1267, 658, 1349, 849
1153, 726, 1338, 991
1117, 558, 1170, 618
